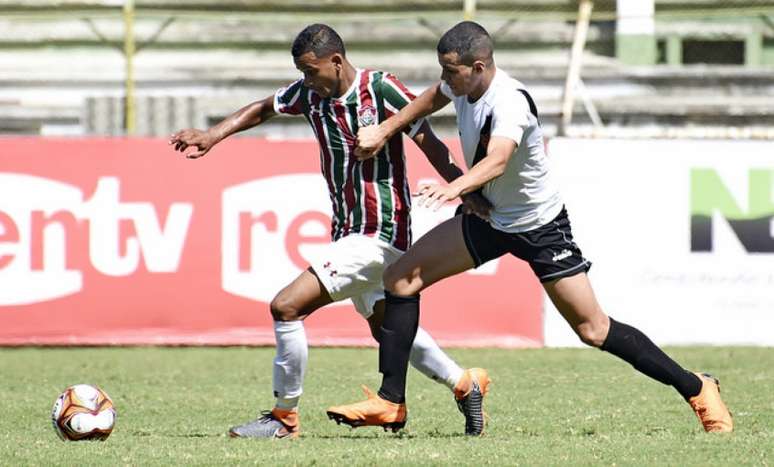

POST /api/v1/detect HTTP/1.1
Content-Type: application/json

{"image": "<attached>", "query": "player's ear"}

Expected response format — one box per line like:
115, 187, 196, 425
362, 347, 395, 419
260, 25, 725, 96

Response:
472, 60, 486, 73
331, 53, 343, 71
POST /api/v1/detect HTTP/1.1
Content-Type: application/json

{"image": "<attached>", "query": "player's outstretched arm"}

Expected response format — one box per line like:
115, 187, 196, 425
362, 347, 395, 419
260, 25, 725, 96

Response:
410, 120, 463, 183
448, 136, 515, 196
169, 95, 276, 159
355, 82, 450, 161
411, 121, 492, 218
416, 136, 514, 211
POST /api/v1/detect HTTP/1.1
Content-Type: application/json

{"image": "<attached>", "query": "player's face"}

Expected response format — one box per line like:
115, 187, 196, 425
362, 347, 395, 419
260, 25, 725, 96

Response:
438, 52, 475, 96
294, 51, 341, 98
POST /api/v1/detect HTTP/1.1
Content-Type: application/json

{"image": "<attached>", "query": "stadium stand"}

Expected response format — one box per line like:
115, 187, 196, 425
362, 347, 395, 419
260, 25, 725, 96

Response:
1, 0, 773, 138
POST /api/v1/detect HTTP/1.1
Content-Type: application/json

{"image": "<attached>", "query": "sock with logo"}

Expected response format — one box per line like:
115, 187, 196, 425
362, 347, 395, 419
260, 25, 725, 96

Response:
377, 292, 420, 404
601, 318, 702, 400
410, 327, 464, 390
272, 320, 308, 409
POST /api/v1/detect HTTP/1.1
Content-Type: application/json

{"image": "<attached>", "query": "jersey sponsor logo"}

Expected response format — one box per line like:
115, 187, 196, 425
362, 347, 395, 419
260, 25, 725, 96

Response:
551, 249, 573, 262
0, 174, 193, 305
357, 105, 377, 127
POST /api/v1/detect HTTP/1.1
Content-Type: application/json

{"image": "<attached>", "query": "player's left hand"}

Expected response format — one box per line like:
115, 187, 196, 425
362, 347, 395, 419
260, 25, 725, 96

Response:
414, 183, 463, 211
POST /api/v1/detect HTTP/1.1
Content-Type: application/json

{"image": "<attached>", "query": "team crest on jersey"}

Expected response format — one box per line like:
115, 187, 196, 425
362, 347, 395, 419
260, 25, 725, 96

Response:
357, 105, 377, 126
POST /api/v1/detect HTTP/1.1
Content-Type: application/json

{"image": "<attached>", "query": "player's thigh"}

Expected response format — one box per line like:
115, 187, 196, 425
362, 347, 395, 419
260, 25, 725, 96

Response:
509, 206, 591, 283
271, 267, 334, 321
309, 234, 390, 298
542, 272, 609, 344
384, 215, 476, 296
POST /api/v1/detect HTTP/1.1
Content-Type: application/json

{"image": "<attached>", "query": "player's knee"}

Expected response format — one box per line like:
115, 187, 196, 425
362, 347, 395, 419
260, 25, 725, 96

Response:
382, 264, 400, 292
575, 321, 608, 348
270, 294, 300, 322
385, 279, 417, 297
383, 265, 417, 296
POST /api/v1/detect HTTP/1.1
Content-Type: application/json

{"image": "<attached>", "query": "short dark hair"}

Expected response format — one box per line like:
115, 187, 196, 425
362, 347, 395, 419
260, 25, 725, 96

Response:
291, 24, 346, 59
437, 21, 493, 65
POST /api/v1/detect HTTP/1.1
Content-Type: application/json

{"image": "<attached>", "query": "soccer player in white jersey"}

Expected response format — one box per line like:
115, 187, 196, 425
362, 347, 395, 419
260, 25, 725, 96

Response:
328, 21, 733, 434
169, 24, 492, 439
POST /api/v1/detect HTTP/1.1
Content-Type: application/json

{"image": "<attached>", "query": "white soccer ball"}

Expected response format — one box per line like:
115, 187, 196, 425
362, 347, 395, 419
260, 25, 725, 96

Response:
51, 384, 116, 441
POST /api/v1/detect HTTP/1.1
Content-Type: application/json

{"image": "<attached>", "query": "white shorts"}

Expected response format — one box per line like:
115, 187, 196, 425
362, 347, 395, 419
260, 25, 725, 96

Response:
309, 234, 404, 319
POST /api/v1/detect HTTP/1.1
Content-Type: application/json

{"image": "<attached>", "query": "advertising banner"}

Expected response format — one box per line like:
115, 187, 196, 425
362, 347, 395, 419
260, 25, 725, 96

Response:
0, 138, 543, 347
545, 138, 774, 346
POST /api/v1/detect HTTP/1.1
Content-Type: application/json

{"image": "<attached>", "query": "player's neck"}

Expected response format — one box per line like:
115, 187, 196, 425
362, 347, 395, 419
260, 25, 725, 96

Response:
467, 66, 497, 103
333, 62, 357, 98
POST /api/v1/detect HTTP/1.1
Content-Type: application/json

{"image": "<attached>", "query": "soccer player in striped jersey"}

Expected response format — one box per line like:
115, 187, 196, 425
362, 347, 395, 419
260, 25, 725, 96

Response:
330, 21, 733, 435
169, 24, 491, 439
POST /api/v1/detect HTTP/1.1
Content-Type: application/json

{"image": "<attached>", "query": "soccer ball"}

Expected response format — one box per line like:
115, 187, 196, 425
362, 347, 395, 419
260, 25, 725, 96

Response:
51, 384, 116, 441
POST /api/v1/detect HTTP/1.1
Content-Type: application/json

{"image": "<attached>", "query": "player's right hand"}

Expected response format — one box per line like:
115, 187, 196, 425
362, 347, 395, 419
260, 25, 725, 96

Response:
355, 125, 387, 161
169, 129, 217, 159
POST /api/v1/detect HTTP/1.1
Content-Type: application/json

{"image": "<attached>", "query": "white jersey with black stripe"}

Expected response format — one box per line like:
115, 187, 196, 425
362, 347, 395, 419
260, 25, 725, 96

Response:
440, 68, 563, 233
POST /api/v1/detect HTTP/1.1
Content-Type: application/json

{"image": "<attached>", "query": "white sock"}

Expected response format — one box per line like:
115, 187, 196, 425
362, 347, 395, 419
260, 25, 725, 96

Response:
272, 320, 307, 409
409, 327, 464, 390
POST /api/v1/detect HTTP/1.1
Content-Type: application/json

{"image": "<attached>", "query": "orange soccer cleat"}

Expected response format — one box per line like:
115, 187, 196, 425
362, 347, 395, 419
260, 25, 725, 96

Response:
688, 372, 733, 433
453, 368, 491, 436
326, 385, 407, 432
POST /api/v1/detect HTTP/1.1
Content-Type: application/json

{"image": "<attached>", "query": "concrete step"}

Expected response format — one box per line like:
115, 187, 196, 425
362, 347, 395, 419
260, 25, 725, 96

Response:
0, 16, 614, 47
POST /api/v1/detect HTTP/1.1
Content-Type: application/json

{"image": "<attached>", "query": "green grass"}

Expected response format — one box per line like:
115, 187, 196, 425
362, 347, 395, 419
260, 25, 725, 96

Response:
1, 347, 772, 466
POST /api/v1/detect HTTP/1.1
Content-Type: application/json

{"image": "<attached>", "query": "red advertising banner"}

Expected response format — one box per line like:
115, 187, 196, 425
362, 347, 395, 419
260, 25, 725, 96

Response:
0, 138, 542, 347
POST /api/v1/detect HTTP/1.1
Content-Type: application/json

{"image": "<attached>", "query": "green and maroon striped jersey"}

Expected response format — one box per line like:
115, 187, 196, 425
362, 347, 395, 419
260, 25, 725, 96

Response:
273, 69, 423, 251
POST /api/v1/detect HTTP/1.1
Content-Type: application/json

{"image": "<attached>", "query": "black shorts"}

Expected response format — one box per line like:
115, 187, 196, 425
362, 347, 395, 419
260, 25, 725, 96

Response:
461, 206, 591, 283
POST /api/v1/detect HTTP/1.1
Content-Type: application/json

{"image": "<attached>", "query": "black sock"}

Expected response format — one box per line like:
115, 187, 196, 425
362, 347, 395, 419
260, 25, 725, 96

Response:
601, 318, 702, 400
377, 291, 419, 404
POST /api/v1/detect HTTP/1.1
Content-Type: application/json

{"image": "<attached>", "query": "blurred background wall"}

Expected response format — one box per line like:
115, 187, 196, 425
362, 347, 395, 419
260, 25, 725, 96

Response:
2, 0, 774, 139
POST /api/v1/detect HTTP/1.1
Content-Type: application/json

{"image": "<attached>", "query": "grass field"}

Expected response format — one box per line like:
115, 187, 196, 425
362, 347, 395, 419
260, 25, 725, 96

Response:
1, 346, 772, 466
